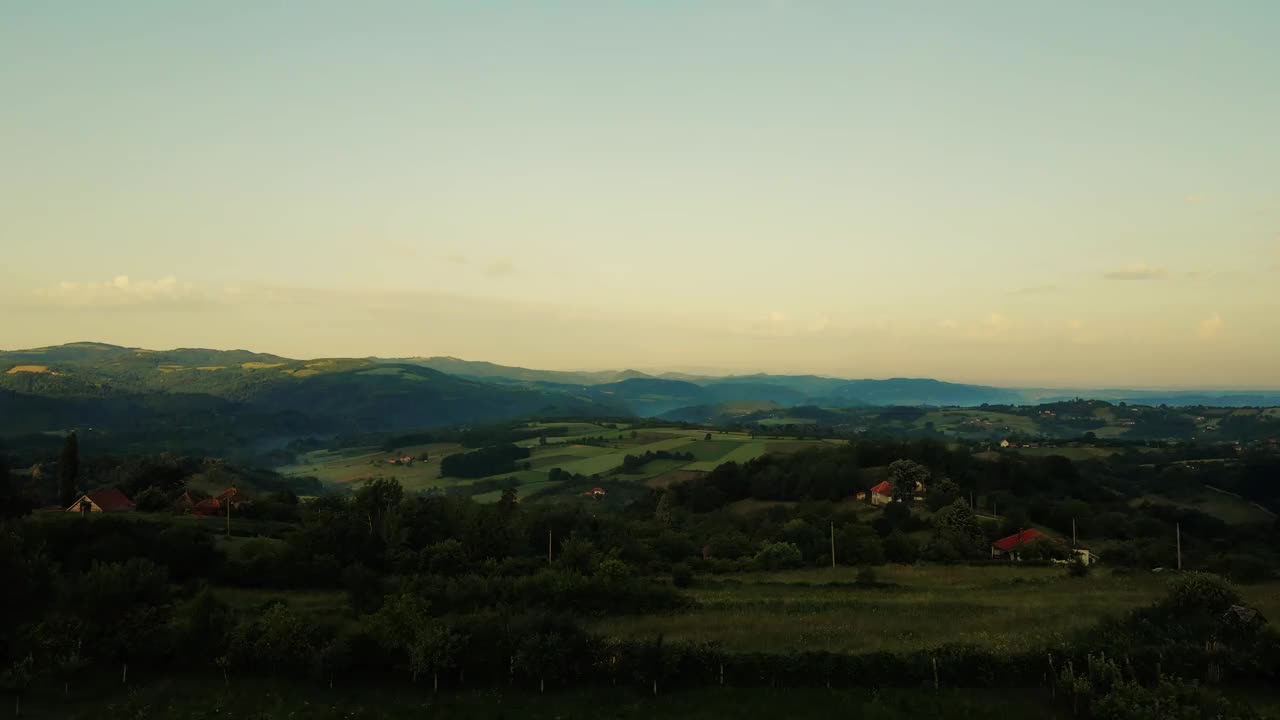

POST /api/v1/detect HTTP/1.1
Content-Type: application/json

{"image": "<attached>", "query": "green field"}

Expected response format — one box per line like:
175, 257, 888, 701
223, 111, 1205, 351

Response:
593, 566, 1280, 655
1132, 490, 1276, 525
917, 410, 1040, 435
276, 424, 831, 501
278, 442, 460, 491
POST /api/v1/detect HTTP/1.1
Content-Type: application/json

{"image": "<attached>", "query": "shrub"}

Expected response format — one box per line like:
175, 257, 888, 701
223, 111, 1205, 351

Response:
754, 542, 803, 571
1162, 572, 1242, 615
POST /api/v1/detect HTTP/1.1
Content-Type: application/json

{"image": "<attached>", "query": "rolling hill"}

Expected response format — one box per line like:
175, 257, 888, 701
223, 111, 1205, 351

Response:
0, 344, 625, 445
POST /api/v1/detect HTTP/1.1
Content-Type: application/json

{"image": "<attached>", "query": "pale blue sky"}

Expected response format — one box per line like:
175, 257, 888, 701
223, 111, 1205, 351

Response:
2, 2, 1278, 385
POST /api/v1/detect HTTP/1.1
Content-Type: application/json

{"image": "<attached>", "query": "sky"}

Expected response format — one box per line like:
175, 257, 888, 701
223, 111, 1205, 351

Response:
2, 1, 1278, 387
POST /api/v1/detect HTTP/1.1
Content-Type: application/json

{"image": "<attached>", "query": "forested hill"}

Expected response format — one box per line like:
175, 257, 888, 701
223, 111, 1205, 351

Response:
0, 343, 625, 444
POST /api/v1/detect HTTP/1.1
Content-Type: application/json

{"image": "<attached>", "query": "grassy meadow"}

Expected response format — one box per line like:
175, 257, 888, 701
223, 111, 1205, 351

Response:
593, 565, 1280, 655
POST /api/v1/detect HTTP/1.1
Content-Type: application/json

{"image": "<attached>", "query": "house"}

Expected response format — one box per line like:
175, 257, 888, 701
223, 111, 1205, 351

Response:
991, 528, 1097, 564
193, 487, 250, 517
66, 488, 134, 514
868, 481, 894, 506
999, 440, 1011, 448
582, 487, 607, 500
990, 528, 1044, 560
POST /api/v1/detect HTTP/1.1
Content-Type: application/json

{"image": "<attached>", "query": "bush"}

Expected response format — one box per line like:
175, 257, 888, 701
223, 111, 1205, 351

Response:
1162, 572, 1242, 615
754, 542, 803, 571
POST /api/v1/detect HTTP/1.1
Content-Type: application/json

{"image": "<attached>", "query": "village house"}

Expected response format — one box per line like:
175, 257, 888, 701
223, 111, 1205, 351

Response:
66, 488, 134, 514
991, 528, 1097, 565
582, 487, 607, 500
872, 481, 895, 506
191, 487, 251, 517
857, 479, 924, 506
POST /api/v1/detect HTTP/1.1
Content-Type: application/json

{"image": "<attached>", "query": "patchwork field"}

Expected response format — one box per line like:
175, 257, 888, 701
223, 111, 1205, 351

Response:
593, 566, 1280, 655
277, 423, 834, 500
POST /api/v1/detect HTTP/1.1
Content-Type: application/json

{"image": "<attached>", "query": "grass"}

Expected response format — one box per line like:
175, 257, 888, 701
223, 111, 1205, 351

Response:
17, 681, 1073, 719
1131, 491, 1275, 525
684, 440, 745, 461
278, 443, 460, 492
593, 566, 1280, 655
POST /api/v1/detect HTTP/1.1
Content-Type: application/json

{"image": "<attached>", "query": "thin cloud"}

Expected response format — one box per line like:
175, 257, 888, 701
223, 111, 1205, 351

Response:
1197, 312, 1224, 340
1103, 263, 1167, 281
34, 276, 202, 308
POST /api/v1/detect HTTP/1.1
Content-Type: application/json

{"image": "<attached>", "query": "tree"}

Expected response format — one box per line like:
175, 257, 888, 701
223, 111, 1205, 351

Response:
654, 490, 677, 528
59, 432, 80, 508
0, 655, 33, 718
353, 477, 404, 547
925, 477, 962, 512
515, 631, 567, 693
925, 499, 987, 561
411, 623, 463, 693
704, 432, 712, 441
888, 460, 929, 504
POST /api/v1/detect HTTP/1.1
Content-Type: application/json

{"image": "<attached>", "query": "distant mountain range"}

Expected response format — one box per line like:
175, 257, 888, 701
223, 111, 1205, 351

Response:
3, 344, 1279, 451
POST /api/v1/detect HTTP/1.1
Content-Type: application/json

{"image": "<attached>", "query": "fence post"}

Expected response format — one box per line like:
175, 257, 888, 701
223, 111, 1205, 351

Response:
932, 657, 939, 690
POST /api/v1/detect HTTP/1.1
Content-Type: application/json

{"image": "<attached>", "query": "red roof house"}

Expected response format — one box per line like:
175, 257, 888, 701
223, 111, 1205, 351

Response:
868, 481, 894, 506
66, 488, 135, 513
992, 528, 1043, 553
991, 528, 1058, 561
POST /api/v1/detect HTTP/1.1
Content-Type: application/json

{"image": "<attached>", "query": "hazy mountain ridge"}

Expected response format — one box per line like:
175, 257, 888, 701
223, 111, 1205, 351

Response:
0, 343, 624, 441
4, 344, 1279, 448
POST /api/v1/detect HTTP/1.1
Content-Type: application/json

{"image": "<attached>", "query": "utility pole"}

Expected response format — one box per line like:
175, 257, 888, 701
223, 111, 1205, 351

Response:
547, 530, 552, 564
830, 522, 836, 570
1176, 523, 1182, 571
1072, 518, 1077, 547
226, 495, 231, 537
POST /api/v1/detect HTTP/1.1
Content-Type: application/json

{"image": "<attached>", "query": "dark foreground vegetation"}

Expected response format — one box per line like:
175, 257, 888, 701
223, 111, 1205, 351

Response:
3, 430, 1280, 718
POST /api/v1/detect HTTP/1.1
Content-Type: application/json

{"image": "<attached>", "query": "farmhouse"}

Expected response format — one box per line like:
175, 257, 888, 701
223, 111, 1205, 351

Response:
66, 488, 134, 514
991, 528, 1097, 565
990, 528, 1045, 560
868, 480, 894, 506
582, 487, 607, 500
857, 479, 925, 506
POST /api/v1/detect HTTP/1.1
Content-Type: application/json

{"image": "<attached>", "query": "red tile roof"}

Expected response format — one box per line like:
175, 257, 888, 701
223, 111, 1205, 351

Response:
992, 528, 1043, 552
870, 481, 893, 495
86, 488, 134, 512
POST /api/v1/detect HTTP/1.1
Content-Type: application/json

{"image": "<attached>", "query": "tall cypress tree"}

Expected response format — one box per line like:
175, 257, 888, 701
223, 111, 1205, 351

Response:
59, 431, 80, 507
